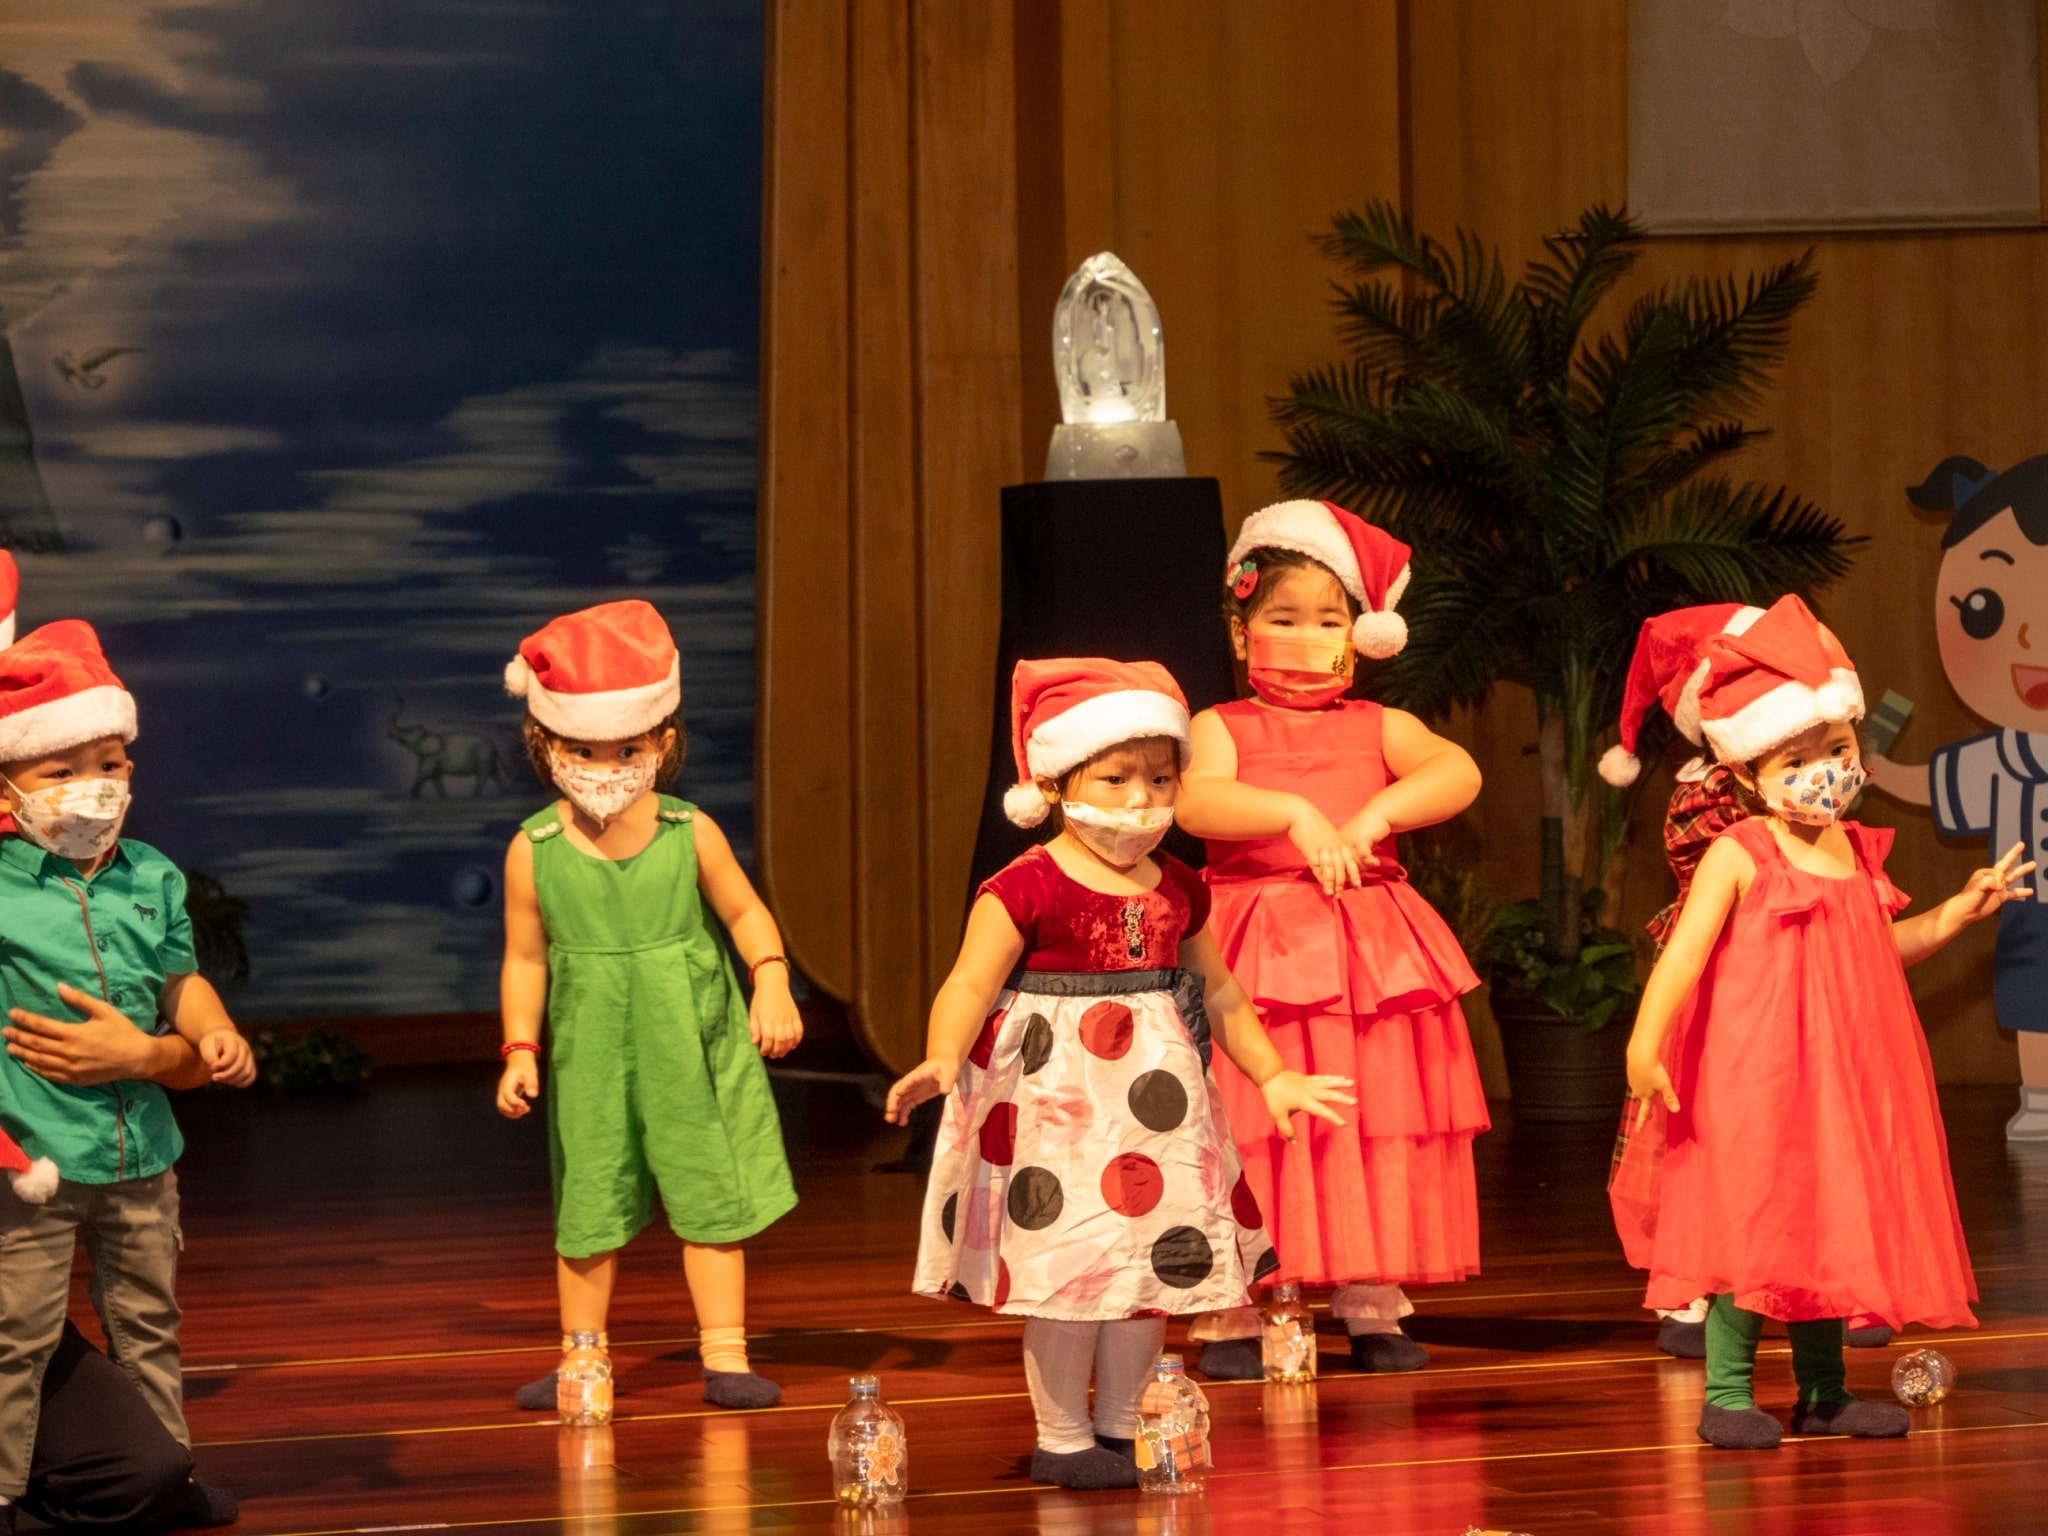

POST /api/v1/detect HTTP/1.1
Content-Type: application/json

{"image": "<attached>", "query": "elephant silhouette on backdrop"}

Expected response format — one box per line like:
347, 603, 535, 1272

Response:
388, 697, 506, 797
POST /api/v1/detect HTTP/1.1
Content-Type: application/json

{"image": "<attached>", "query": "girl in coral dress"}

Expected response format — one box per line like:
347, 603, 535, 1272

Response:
1609, 594, 2026, 1450
1174, 500, 1490, 1377
886, 658, 1353, 1489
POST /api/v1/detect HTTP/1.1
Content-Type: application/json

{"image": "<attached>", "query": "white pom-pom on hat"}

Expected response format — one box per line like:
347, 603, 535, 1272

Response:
9, 1157, 57, 1205
1597, 743, 1642, 788
1003, 782, 1052, 828
1352, 610, 1408, 660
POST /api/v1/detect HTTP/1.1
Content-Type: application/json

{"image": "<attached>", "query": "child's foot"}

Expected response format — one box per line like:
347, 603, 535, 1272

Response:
1029, 1445, 1139, 1490
1094, 1433, 1135, 1459
181, 1479, 242, 1528
515, 1371, 558, 1411
1349, 1331, 1428, 1372
702, 1370, 782, 1409
1195, 1338, 1263, 1380
1790, 1396, 1909, 1438
1657, 1316, 1707, 1358
1845, 1323, 1894, 1349
1697, 1403, 1783, 1449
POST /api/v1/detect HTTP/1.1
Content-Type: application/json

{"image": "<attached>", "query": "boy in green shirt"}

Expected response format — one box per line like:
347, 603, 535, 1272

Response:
0, 615, 250, 1531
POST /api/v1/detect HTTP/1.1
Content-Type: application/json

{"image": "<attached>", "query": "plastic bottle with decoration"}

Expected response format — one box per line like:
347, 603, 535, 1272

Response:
557, 1331, 613, 1426
1136, 1353, 1210, 1494
829, 1374, 908, 1506
1261, 1281, 1316, 1383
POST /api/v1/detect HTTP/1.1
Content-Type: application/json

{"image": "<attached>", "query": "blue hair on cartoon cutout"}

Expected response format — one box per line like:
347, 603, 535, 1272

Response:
1909, 454, 2048, 549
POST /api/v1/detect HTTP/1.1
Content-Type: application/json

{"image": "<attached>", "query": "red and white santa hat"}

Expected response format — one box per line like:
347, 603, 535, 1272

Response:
0, 620, 137, 765
504, 600, 681, 740
1597, 602, 1765, 787
1002, 657, 1192, 827
1693, 594, 1863, 766
0, 551, 19, 650
0, 1125, 57, 1204
1226, 499, 1412, 658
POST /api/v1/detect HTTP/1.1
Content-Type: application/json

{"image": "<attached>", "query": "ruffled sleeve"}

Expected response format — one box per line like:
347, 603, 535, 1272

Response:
978, 849, 1048, 950
1846, 821, 1912, 916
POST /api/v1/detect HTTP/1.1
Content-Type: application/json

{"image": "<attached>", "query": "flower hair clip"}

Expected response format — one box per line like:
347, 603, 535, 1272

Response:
1230, 558, 1259, 600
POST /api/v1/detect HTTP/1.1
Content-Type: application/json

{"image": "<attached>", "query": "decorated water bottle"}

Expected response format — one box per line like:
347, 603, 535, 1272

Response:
1262, 1281, 1316, 1383
1892, 1348, 1956, 1407
557, 1331, 613, 1426
828, 1374, 908, 1506
1136, 1353, 1210, 1494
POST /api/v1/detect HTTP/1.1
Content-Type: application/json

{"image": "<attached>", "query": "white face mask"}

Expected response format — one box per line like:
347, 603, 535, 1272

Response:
1060, 801, 1174, 867
5, 775, 131, 862
1757, 755, 1866, 827
552, 753, 657, 826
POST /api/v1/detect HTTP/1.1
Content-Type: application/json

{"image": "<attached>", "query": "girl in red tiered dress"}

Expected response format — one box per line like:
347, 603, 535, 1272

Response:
1609, 594, 2026, 1450
1175, 500, 1490, 1377
886, 658, 1353, 1490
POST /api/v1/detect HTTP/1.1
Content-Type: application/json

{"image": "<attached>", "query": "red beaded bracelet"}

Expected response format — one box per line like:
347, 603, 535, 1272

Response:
747, 954, 788, 984
500, 1040, 539, 1058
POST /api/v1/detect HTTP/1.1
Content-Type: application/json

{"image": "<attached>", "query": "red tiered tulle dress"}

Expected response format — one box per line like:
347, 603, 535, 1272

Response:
1203, 698, 1490, 1287
1609, 817, 1978, 1328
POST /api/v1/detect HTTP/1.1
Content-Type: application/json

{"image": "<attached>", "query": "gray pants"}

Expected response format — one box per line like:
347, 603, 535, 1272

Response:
0, 1170, 184, 1496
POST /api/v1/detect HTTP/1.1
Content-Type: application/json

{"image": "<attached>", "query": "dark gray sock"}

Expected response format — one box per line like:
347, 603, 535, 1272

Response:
1657, 1316, 1707, 1358
1349, 1331, 1428, 1372
514, 1371, 558, 1411
1030, 1445, 1139, 1490
1791, 1396, 1909, 1438
702, 1370, 782, 1410
1196, 1338, 1263, 1380
1697, 1402, 1783, 1450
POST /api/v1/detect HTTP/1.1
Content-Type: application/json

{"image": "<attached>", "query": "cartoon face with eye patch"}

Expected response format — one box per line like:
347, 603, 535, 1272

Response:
1870, 455, 2048, 1141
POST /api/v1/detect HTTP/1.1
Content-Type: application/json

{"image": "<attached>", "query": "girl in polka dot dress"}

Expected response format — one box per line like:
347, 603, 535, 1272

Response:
1176, 501, 1490, 1379
886, 658, 1354, 1491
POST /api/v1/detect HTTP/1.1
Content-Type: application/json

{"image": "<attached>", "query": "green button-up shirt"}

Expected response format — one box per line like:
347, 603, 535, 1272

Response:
0, 836, 195, 1184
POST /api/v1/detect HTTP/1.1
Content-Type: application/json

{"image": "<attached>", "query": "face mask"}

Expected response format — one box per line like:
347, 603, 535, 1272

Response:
552, 753, 657, 826
1060, 801, 1174, 867
5, 775, 131, 862
1757, 755, 1866, 827
1245, 632, 1354, 709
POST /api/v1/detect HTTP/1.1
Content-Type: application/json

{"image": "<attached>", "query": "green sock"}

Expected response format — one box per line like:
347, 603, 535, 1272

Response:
1703, 1294, 1765, 1410
1789, 1318, 1850, 1405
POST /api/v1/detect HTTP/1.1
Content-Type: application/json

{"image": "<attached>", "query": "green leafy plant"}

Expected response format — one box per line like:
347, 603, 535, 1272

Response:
252, 1028, 371, 1093
1402, 838, 1499, 960
1270, 202, 1861, 963
1480, 894, 1639, 1032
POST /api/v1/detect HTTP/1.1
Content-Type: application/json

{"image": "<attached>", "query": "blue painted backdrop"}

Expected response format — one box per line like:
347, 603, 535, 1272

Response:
0, 1, 762, 1017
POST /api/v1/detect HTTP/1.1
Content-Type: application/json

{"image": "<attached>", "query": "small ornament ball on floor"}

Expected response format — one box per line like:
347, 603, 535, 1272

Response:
1606, 595, 2029, 1449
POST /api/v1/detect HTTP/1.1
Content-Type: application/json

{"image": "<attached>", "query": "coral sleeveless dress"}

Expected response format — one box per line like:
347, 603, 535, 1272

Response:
1609, 818, 1977, 1328
914, 847, 1279, 1321
1204, 699, 1490, 1287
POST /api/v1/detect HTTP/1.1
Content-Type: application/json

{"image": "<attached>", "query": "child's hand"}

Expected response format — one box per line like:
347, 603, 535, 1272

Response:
497, 1054, 541, 1118
1340, 808, 1392, 869
199, 1030, 257, 1088
748, 981, 804, 1060
1288, 803, 1361, 895
1627, 1054, 1679, 1126
1946, 841, 2036, 928
884, 1057, 959, 1125
1258, 1069, 1355, 1142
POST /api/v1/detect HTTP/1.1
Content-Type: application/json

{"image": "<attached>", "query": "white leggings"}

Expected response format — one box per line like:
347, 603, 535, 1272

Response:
1020, 1316, 1168, 1453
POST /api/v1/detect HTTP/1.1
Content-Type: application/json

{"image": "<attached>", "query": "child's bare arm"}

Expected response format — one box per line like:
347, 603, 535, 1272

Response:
1625, 837, 1750, 1116
1893, 840, 2035, 966
1176, 708, 1360, 894
1181, 928, 1353, 1142
497, 833, 548, 1117
884, 895, 1024, 1123
159, 972, 255, 1087
693, 811, 802, 1058
1358, 709, 1483, 849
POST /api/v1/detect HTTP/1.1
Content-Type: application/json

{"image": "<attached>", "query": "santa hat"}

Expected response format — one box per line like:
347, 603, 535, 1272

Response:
0, 552, 18, 650
1694, 594, 1864, 766
1002, 658, 1192, 828
504, 600, 681, 740
1597, 603, 1766, 788
1226, 499, 1412, 658
0, 1125, 57, 1204
0, 621, 137, 765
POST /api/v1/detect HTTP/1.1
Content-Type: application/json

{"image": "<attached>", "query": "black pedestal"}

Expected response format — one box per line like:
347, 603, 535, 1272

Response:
968, 476, 1236, 893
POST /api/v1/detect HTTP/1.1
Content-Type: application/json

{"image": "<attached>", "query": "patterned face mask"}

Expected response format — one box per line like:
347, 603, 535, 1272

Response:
1245, 632, 1354, 709
1060, 801, 1174, 867
5, 775, 131, 862
1758, 754, 1866, 827
552, 752, 657, 826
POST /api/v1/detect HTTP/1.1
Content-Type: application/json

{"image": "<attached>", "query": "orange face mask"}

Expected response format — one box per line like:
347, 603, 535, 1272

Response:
1245, 632, 1354, 708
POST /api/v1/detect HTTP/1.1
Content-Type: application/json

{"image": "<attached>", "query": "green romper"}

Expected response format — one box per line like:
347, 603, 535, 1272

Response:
526, 796, 797, 1258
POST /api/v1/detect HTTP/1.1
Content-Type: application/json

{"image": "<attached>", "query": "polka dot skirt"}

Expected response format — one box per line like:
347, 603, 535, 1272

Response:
914, 978, 1279, 1321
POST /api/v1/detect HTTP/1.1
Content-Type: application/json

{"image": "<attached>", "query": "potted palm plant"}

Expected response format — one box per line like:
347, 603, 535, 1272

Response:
1269, 203, 1862, 1119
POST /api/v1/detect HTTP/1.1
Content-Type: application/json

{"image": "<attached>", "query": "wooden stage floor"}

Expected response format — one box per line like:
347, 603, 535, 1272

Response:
116, 1070, 2048, 1535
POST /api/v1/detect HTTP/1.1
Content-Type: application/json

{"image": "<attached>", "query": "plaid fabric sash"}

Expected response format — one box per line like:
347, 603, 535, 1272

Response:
1644, 765, 1759, 948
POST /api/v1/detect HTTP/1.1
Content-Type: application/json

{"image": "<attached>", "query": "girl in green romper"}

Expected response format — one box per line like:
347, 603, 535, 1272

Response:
496, 600, 798, 1411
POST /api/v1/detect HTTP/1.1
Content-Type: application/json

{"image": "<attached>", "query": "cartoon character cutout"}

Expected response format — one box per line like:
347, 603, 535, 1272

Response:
1868, 455, 2048, 1139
